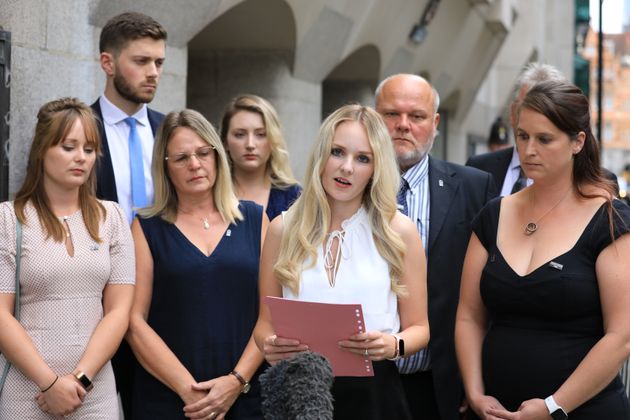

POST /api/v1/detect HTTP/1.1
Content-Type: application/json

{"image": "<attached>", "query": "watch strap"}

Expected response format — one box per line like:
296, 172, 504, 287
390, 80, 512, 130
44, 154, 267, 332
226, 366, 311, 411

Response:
74, 371, 94, 392
230, 370, 250, 394
544, 395, 567, 420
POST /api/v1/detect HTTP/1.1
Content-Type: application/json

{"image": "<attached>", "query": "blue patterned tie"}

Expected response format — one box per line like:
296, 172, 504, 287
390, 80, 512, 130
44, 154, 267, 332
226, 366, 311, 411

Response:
396, 176, 432, 374
397, 178, 409, 215
124, 118, 148, 213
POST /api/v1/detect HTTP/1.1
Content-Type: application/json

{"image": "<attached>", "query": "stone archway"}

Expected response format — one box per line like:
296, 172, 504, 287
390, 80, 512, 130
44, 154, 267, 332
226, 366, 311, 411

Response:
321, 45, 381, 118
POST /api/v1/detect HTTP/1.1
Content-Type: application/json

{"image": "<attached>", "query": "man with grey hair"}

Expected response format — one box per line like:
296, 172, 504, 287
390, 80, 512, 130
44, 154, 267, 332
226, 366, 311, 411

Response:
466, 63, 566, 195
376, 74, 497, 420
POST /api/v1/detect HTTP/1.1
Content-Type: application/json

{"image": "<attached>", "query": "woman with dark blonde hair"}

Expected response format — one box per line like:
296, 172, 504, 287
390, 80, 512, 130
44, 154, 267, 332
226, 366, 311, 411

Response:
219, 94, 300, 220
127, 109, 267, 419
456, 80, 630, 419
0, 97, 135, 418
253, 104, 429, 419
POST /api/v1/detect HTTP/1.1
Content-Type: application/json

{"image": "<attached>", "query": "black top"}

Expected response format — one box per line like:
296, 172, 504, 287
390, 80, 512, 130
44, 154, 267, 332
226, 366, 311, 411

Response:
471, 197, 630, 418
266, 184, 301, 221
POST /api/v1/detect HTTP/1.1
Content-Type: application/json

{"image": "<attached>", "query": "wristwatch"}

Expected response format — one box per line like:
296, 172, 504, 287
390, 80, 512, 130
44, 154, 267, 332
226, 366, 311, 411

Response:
387, 334, 406, 360
73, 370, 94, 392
545, 395, 568, 420
230, 370, 251, 394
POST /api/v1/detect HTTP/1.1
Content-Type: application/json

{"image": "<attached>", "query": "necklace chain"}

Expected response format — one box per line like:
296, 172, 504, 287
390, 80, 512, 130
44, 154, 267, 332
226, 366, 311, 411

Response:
178, 208, 212, 231
524, 188, 572, 235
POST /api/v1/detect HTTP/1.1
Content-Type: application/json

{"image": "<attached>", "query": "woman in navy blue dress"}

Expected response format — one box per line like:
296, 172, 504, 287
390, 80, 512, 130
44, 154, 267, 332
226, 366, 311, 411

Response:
219, 95, 301, 221
455, 81, 630, 419
127, 109, 268, 419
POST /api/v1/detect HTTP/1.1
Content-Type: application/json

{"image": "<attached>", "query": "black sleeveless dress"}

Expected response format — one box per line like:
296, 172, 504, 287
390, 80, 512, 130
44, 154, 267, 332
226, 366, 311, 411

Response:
131, 201, 265, 419
470, 197, 630, 419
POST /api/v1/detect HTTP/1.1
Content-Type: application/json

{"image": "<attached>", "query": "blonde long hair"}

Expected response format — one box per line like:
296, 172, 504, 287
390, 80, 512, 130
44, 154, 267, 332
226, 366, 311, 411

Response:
14, 97, 105, 242
141, 109, 243, 224
219, 94, 297, 189
274, 104, 406, 296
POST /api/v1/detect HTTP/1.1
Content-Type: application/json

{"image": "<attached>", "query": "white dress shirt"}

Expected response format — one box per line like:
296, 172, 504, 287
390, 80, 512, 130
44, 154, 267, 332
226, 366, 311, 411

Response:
98, 96, 155, 223
500, 147, 533, 196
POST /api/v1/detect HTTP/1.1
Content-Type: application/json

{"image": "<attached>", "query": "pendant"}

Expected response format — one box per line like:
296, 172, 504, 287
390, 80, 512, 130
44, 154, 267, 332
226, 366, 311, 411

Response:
203, 218, 210, 230
524, 222, 538, 235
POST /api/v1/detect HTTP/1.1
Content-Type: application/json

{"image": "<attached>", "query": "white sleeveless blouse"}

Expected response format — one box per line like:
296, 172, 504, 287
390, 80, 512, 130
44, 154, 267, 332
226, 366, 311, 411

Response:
282, 207, 400, 334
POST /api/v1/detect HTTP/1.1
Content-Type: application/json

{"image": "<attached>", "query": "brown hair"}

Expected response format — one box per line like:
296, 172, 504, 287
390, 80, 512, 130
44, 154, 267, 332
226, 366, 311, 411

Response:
99, 12, 167, 55
519, 80, 620, 234
14, 97, 105, 242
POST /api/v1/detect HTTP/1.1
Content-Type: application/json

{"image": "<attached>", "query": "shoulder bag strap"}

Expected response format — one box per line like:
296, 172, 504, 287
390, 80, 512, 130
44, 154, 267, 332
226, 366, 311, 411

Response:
0, 217, 22, 394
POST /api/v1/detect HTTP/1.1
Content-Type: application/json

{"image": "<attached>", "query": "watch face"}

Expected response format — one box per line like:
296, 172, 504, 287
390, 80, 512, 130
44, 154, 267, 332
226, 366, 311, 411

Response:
399, 338, 405, 357
242, 382, 251, 394
551, 409, 568, 420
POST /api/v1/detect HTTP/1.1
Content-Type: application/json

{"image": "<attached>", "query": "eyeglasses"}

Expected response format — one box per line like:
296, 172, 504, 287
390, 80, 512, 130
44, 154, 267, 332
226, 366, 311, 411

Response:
165, 146, 215, 167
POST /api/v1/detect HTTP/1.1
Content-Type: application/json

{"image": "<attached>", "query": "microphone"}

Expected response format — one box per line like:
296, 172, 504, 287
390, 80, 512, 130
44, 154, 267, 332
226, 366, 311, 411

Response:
259, 351, 334, 419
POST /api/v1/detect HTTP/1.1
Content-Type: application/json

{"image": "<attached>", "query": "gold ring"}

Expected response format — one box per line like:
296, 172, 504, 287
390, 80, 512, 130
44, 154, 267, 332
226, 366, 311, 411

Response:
364, 348, 369, 357
209, 412, 216, 419
272, 335, 277, 346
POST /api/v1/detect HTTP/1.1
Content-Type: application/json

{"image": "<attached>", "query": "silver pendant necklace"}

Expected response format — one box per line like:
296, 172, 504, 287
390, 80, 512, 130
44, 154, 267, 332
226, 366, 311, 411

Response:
524, 188, 571, 235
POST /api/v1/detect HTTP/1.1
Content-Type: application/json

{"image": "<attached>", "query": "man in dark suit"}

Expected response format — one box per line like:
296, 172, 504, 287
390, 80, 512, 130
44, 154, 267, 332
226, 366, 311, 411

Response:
467, 62, 619, 195
465, 146, 512, 193
376, 74, 497, 420
91, 12, 167, 417
92, 12, 167, 223
466, 63, 565, 195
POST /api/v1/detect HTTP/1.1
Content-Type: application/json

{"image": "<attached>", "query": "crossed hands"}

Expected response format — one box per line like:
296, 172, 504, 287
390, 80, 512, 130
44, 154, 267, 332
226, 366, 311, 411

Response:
181, 374, 242, 419
472, 395, 550, 420
35, 374, 86, 418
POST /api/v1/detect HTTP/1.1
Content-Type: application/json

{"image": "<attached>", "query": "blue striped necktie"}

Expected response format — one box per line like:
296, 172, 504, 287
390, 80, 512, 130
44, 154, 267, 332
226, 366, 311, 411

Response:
395, 176, 431, 374
124, 117, 148, 213
397, 178, 409, 215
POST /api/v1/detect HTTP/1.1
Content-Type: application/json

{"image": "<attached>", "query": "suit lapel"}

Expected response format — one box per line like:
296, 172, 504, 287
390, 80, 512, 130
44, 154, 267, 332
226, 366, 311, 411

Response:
428, 157, 460, 252
91, 99, 118, 202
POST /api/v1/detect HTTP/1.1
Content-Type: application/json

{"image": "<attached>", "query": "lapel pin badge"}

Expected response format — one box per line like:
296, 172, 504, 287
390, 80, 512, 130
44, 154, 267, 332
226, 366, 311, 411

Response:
549, 261, 563, 270
438, 179, 444, 187
226, 229, 232, 237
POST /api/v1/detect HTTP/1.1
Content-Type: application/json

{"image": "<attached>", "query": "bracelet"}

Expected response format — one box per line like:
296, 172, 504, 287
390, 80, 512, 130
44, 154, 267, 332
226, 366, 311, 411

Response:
386, 334, 401, 361
41, 375, 59, 393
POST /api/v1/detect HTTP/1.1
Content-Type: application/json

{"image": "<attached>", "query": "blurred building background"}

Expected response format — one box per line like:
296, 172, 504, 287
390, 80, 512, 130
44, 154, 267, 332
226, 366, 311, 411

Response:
0, 0, 579, 197
582, 2, 630, 199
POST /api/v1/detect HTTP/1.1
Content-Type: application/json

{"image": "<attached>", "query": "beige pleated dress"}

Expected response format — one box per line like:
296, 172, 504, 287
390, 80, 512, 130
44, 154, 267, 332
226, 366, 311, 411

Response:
0, 200, 135, 419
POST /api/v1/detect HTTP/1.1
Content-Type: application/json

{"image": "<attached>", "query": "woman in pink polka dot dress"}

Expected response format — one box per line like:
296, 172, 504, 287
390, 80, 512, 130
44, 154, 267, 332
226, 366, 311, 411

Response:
0, 98, 135, 419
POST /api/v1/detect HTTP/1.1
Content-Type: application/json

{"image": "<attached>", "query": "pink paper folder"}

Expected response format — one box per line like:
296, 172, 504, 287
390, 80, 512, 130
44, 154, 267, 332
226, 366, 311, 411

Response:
264, 296, 374, 377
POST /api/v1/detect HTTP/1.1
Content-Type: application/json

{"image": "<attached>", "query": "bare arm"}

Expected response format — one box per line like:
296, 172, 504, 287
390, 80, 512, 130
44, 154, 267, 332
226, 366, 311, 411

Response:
0, 294, 58, 391
454, 233, 505, 417
393, 212, 429, 356
339, 213, 430, 359
183, 211, 270, 419
253, 216, 307, 364
125, 218, 200, 404
550, 233, 630, 412
73, 283, 134, 379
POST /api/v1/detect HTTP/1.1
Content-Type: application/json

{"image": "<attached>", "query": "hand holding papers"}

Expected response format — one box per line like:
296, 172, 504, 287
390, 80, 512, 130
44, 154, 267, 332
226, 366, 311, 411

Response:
264, 296, 374, 377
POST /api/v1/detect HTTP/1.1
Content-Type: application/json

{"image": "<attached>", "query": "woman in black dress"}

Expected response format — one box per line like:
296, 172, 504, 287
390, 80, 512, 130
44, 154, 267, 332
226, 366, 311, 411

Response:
455, 80, 630, 419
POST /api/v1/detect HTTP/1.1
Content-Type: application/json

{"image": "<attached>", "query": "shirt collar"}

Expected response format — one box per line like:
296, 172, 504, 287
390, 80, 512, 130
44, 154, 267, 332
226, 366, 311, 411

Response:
99, 95, 149, 127
402, 156, 429, 190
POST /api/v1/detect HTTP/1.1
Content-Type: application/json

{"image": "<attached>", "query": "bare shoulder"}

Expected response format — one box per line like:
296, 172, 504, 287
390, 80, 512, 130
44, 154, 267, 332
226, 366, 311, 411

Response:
391, 212, 419, 239
267, 214, 286, 241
